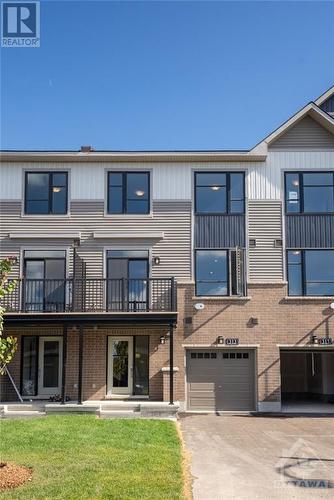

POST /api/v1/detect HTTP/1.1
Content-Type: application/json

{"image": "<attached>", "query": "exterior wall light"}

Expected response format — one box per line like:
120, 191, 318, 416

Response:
217, 336, 224, 345
311, 335, 318, 344
153, 256, 161, 265
160, 335, 166, 345
250, 317, 259, 325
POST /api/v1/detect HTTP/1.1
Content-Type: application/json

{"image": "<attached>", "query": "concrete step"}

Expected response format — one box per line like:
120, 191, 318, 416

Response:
99, 410, 139, 419
1, 411, 46, 419
45, 404, 99, 414
100, 402, 140, 412
5, 404, 45, 412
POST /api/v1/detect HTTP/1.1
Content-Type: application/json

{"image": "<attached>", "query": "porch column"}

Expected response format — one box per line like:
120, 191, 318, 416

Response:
61, 325, 68, 404
78, 324, 84, 404
169, 322, 174, 405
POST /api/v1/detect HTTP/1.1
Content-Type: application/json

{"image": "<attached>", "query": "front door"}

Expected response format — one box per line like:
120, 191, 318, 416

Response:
108, 337, 133, 395
38, 336, 63, 396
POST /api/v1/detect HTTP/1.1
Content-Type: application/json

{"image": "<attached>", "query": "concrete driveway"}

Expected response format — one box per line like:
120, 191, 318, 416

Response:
180, 414, 334, 500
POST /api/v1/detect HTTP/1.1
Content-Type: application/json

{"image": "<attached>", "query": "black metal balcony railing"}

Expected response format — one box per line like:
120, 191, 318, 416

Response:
2, 278, 177, 313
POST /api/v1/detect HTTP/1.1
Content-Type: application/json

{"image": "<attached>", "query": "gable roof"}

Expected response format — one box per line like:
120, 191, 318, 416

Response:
251, 100, 334, 155
314, 85, 334, 107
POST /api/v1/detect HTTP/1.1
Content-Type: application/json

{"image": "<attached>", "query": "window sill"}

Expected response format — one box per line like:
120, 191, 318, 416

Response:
21, 214, 71, 218
284, 296, 334, 301
103, 213, 154, 219
192, 296, 251, 301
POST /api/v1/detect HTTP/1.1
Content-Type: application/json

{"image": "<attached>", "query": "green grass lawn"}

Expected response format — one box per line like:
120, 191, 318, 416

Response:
0, 415, 184, 500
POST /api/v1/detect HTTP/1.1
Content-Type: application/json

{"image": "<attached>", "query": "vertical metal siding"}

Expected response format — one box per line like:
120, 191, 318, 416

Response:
247, 152, 334, 200
248, 200, 284, 282
195, 215, 245, 248
286, 214, 334, 248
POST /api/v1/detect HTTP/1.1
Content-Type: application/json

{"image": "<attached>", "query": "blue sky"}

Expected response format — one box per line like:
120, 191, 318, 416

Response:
1, 0, 334, 151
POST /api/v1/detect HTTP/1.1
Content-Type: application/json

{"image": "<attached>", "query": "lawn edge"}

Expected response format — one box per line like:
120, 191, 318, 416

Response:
175, 421, 193, 500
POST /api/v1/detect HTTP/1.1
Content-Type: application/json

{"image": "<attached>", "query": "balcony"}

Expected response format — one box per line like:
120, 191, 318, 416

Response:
2, 278, 177, 315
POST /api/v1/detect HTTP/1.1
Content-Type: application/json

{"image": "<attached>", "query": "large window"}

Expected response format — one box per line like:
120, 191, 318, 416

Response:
195, 172, 245, 214
287, 250, 334, 296
285, 172, 334, 214
108, 172, 150, 214
196, 250, 228, 296
25, 172, 68, 214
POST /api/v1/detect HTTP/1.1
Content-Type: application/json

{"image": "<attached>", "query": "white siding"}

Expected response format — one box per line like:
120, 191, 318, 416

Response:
247, 152, 334, 200
2, 152, 334, 202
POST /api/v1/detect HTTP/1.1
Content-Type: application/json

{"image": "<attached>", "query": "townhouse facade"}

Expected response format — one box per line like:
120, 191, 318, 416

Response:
1, 86, 334, 412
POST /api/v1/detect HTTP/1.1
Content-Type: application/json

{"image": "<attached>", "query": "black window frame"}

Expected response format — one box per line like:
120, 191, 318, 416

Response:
107, 171, 150, 215
284, 171, 334, 215
24, 171, 68, 215
194, 171, 245, 215
287, 249, 334, 297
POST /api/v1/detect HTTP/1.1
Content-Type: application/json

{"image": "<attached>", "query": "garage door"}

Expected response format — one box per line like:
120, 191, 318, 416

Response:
187, 349, 255, 411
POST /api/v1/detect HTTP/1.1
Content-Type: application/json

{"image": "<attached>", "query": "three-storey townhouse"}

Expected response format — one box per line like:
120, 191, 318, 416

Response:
1, 86, 334, 413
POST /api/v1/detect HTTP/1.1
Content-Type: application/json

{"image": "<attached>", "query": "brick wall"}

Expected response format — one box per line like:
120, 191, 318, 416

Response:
1, 283, 333, 406
173, 282, 334, 405
0, 325, 170, 402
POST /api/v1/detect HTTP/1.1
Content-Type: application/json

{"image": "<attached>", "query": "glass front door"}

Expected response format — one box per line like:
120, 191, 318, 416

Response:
38, 336, 63, 396
108, 337, 133, 395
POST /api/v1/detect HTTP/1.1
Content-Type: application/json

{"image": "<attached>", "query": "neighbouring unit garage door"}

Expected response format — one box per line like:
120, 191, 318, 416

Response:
187, 349, 255, 411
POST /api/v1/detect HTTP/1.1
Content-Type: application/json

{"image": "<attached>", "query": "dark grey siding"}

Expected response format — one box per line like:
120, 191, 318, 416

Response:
286, 215, 334, 248
195, 215, 245, 248
320, 95, 334, 114
269, 116, 334, 150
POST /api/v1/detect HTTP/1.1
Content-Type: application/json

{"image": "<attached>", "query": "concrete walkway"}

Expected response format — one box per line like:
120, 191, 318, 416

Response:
180, 414, 334, 500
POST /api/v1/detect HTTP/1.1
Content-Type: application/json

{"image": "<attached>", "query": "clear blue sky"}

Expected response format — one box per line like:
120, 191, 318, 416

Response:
1, 0, 334, 151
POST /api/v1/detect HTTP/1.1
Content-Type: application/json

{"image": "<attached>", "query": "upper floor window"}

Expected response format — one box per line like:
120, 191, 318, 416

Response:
25, 172, 68, 215
107, 172, 150, 214
287, 250, 334, 296
195, 172, 245, 214
285, 172, 334, 214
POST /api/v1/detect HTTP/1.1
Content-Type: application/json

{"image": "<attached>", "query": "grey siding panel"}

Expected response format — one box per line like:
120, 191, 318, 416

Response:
321, 95, 334, 113
269, 116, 334, 150
0, 200, 192, 281
248, 200, 284, 282
286, 214, 334, 248
195, 215, 245, 248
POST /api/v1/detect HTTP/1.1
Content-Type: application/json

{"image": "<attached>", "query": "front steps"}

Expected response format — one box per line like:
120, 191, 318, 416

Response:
0, 401, 179, 420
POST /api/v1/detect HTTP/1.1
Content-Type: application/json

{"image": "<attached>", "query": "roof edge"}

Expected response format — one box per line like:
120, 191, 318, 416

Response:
0, 150, 266, 163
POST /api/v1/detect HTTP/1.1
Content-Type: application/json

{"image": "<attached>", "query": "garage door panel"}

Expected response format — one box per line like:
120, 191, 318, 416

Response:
187, 350, 255, 411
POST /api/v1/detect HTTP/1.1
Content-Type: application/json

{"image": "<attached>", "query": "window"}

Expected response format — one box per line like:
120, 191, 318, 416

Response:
287, 250, 334, 296
285, 172, 334, 214
195, 249, 245, 297
108, 172, 150, 214
195, 172, 245, 214
196, 250, 228, 296
23, 250, 66, 312
25, 172, 68, 214
106, 250, 149, 311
